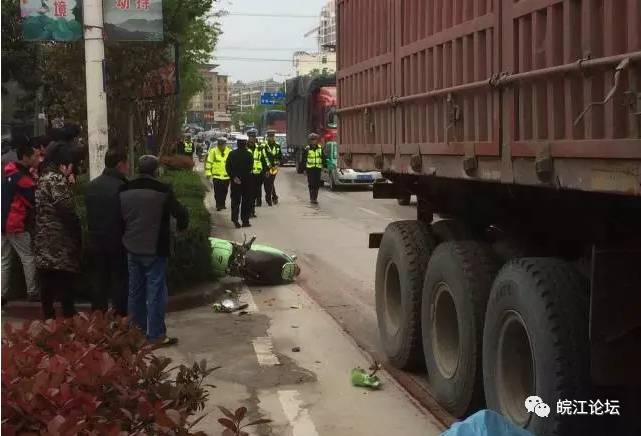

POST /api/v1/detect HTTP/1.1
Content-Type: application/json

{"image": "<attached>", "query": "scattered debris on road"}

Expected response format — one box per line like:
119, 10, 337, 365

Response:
292, 346, 301, 352
351, 368, 382, 390
212, 298, 248, 313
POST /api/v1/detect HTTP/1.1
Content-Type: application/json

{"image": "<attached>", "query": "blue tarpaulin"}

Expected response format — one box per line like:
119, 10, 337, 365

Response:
440, 410, 534, 436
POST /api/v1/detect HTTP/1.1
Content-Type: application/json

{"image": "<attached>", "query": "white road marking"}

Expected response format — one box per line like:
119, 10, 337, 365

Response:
358, 207, 381, 216
239, 284, 258, 313
278, 390, 320, 436
252, 336, 280, 366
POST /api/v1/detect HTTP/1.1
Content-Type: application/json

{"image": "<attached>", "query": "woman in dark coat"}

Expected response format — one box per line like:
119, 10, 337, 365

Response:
34, 144, 81, 319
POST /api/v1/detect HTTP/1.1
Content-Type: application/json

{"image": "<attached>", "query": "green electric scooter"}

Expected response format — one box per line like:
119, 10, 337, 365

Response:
209, 236, 301, 284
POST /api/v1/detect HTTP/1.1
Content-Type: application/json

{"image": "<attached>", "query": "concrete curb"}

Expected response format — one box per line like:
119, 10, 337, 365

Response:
3, 282, 223, 321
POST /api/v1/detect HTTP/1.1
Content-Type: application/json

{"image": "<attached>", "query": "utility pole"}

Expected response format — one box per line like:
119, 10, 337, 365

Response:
84, 0, 109, 179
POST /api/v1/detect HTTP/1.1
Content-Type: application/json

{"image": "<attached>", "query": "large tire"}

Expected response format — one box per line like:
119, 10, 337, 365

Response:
375, 221, 436, 369
431, 219, 473, 242
483, 258, 589, 436
421, 241, 499, 417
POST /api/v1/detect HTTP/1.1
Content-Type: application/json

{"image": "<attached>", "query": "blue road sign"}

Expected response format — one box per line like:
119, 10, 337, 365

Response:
260, 92, 286, 105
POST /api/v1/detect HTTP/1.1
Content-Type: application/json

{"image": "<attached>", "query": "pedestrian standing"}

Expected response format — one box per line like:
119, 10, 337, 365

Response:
1, 143, 40, 303
183, 136, 194, 157
302, 133, 326, 204
225, 135, 253, 228
1, 134, 29, 177
84, 148, 129, 316
205, 137, 231, 211
34, 144, 80, 319
247, 133, 268, 218
246, 129, 264, 209
262, 130, 282, 206
120, 155, 188, 347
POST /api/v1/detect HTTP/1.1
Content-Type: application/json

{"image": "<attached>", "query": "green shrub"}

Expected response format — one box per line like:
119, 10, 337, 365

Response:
161, 169, 214, 292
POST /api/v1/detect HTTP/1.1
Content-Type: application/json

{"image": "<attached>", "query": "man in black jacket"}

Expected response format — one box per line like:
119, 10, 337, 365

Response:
85, 148, 129, 316
120, 155, 189, 346
225, 135, 253, 228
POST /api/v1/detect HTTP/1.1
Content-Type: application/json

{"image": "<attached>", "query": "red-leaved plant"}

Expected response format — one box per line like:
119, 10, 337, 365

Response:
1, 311, 218, 435
217, 406, 272, 436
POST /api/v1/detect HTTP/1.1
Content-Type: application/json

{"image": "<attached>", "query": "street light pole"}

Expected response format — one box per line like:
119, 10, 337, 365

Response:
83, 0, 109, 179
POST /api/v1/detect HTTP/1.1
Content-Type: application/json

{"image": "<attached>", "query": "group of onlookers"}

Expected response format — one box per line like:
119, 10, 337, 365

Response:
2, 129, 189, 347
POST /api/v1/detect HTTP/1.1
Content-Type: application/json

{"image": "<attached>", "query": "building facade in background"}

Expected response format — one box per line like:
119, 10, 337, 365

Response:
319, 0, 336, 50
292, 51, 336, 77
187, 64, 231, 129
229, 79, 282, 111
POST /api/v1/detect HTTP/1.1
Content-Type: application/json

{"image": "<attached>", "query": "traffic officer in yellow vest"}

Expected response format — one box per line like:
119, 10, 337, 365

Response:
262, 130, 282, 206
247, 131, 268, 218
302, 132, 326, 204
205, 137, 231, 211
183, 136, 194, 156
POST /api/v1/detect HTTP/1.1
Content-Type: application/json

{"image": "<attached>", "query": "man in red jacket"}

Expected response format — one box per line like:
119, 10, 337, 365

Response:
1, 144, 40, 303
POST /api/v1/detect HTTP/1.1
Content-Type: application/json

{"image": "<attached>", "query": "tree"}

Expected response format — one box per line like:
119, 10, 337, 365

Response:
1, 0, 220, 154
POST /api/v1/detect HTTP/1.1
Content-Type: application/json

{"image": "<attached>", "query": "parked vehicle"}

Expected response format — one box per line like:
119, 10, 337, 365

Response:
338, 1, 641, 435
321, 141, 385, 190
286, 75, 338, 173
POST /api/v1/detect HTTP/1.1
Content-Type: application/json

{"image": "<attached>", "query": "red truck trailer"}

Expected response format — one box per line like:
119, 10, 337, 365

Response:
337, 1, 641, 435
286, 75, 338, 173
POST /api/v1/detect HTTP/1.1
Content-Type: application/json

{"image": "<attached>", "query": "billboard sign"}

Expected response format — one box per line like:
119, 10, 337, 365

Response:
103, 0, 164, 41
214, 112, 232, 122
21, 0, 83, 41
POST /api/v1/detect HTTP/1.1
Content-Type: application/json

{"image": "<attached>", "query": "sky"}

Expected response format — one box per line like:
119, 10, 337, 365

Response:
213, 0, 328, 83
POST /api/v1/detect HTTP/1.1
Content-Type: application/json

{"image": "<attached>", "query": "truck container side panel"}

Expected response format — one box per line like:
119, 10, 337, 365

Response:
395, 1, 499, 159
337, 0, 641, 196
337, 0, 395, 164
504, 0, 641, 159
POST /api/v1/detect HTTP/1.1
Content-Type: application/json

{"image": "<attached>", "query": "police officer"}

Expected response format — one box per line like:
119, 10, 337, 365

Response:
262, 130, 282, 206
183, 135, 194, 156
247, 132, 268, 217
205, 137, 231, 211
247, 129, 264, 208
225, 135, 253, 228
302, 133, 326, 204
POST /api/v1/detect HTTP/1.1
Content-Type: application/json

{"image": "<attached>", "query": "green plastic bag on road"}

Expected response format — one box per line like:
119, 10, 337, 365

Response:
351, 368, 382, 390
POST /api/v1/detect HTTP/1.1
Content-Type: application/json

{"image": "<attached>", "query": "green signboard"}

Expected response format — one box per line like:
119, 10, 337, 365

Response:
20, 0, 83, 41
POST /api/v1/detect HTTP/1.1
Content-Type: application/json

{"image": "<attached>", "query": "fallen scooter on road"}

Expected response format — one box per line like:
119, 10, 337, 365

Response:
210, 235, 300, 285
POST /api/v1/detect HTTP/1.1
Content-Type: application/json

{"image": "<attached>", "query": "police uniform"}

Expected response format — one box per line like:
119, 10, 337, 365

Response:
302, 133, 326, 204
183, 138, 194, 156
205, 138, 231, 210
262, 131, 282, 206
248, 142, 268, 217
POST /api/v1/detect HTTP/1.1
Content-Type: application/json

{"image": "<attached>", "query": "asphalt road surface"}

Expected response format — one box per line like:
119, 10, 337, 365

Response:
161, 167, 445, 435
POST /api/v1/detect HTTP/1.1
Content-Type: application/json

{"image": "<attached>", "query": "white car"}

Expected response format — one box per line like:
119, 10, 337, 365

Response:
322, 167, 386, 191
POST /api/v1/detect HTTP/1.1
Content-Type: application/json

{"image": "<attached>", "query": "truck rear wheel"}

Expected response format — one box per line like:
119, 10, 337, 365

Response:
375, 221, 436, 369
483, 258, 589, 436
421, 241, 499, 417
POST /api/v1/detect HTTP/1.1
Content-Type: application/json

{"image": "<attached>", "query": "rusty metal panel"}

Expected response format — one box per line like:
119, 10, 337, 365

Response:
337, 0, 641, 195
503, 0, 641, 158
337, 0, 396, 162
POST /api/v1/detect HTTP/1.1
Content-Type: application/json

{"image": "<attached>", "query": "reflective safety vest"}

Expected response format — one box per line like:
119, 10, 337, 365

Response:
251, 147, 264, 175
184, 140, 193, 153
206, 147, 230, 180
306, 146, 323, 169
